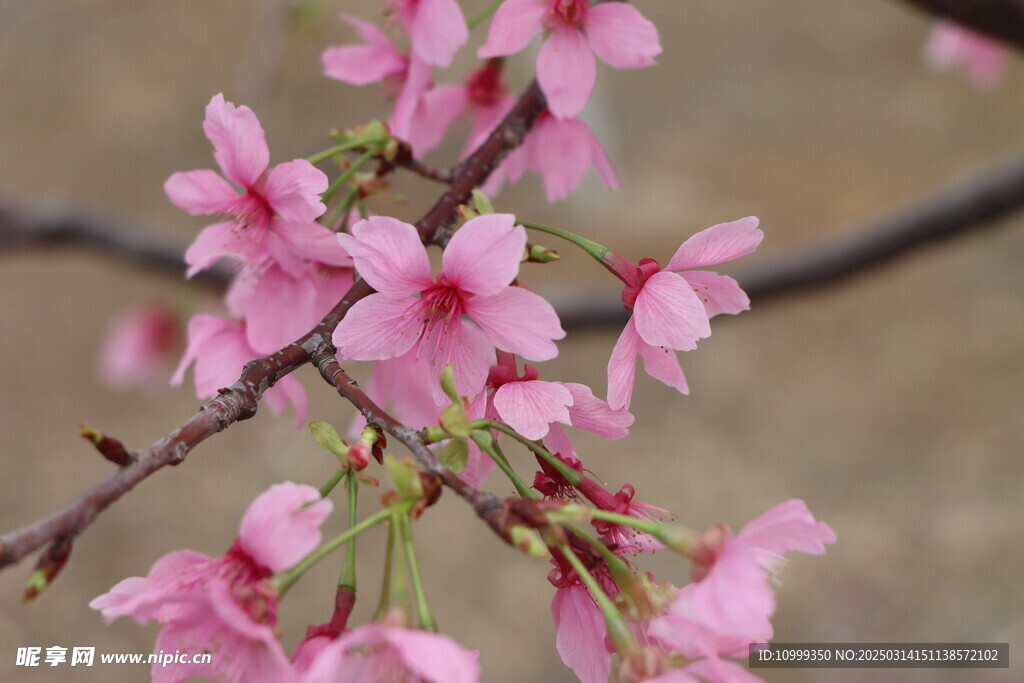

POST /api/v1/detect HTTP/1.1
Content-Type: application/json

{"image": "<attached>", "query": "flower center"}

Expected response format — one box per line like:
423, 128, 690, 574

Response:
230, 188, 274, 232
466, 60, 506, 108
546, 0, 589, 30
620, 258, 661, 312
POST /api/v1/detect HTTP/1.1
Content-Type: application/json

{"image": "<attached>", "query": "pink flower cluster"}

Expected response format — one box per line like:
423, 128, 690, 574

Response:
167, 94, 354, 426
92, 483, 480, 682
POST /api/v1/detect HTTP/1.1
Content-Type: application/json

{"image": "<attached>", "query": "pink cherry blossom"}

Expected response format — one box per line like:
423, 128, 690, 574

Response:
483, 111, 618, 202
479, 0, 661, 118
606, 217, 763, 410
655, 500, 835, 649
98, 302, 181, 390
924, 21, 1006, 88
322, 15, 408, 86
486, 353, 633, 441
165, 94, 329, 277
172, 314, 308, 427
386, 0, 468, 68
91, 483, 332, 682
334, 214, 565, 402
301, 616, 480, 683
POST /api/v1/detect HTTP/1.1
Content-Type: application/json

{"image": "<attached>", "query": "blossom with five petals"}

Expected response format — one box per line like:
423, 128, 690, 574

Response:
333, 214, 565, 402
478, 0, 661, 118
606, 217, 763, 410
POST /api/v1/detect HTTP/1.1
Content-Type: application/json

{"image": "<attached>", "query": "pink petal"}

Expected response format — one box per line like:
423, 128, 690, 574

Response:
164, 169, 239, 215
203, 93, 270, 189
406, 0, 468, 68
690, 541, 775, 640
387, 628, 481, 683
530, 116, 615, 202
682, 270, 750, 318
418, 318, 495, 405
261, 160, 328, 223
492, 380, 573, 440
390, 57, 434, 146
737, 499, 837, 558
276, 220, 353, 268
686, 658, 765, 683
323, 44, 407, 85
637, 335, 690, 396
465, 286, 565, 361
239, 482, 333, 572
171, 314, 241, 390
323, 16, 406, 85
265, 227, 312, 278
183, 221, 260, 277
477, 0, 546, 58
537, 28, 597, 119
606, 317, 641, 410
333, 294, 423, 361
404, 84, 468, 157
243, 265, 319, 354
460, 392, 495, 486
666, 217, 764, 271
542, 423, 578, 462
633, 271, 711, 350
586, 3, 661, 69
562, 382, 633, 439
551, 585, 611, 683
442, 214, 524, 296
337, 217, 433, 296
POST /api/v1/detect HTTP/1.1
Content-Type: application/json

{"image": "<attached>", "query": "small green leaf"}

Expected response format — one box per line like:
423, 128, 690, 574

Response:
471, 189, 494, 215
437, 439, 469, 473
309, 421, 348, 461
384, 455, 424, 501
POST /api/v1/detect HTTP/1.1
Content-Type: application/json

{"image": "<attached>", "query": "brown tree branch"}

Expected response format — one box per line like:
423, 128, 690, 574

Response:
895, 0, 1024, 50
0, 80, 548, 573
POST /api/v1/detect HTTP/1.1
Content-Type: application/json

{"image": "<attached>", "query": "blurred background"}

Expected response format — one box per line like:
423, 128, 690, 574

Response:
1, 1, 1022, 681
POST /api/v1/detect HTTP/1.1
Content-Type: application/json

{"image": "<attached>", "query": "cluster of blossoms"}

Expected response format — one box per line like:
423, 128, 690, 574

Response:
92, 2, 839, 682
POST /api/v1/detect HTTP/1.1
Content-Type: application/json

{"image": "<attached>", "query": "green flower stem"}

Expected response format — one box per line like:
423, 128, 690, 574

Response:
327, 187, 361, 232
467, 0, 504, 30
556, 545, 639, 655
272, 507, 391, 596
566, 525, 635, 581
478, 420, 582, 487
322, 147, 379, 203
306, 139, 370, 166
517, 220, 609, 262
319, 468, 347, 498
374, 516, 398, 620
470, 431, 535, 499
338, 472, 359, 590
588, 508, 698, 555
397, 510, 438, 631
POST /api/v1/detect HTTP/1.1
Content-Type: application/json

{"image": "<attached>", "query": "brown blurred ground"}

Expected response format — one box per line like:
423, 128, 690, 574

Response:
1, 1, 1023, 682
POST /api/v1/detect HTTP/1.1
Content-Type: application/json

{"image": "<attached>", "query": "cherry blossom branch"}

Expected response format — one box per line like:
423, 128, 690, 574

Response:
0, 79, 548, 574
895, 0, 1024, 49
310, 349, 511, 539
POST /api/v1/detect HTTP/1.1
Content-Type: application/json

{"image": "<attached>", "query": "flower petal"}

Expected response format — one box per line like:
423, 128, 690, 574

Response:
406, 0, 468, 67
387, 627, 481, 683
666, 216, 763, 271
333, 294, 423, 361
492, 380, 573, 440
164, 169, 239, 215
337, 217, 433, 297
442, 214, 524, 296
637, 335, 690, 396
477, 0, 546, 58
682, 270, 750, 318
203, 93, 270, 188
276, 220, 353, 268
551, 585, 611, 683
183, 221, 260, 277
465, 286, 565, 361
262, 160, 328, 223
606, 317, 641, 410
737, 499, 837, 558
633, 271, 711, 350
239, 482, 333, 572
562, 382, 633, 439
323, 16, 406, 85
537, 28, 597, 119
418, 318, 495, 405
586, 3, 661, 69
243, 265, 319, 354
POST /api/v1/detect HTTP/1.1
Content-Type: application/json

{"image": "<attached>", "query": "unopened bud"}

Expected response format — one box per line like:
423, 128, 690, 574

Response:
527, 244, 561, 263
508, 526, 548, 560
308, 421, 348, 462
471, 189, 494, 215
